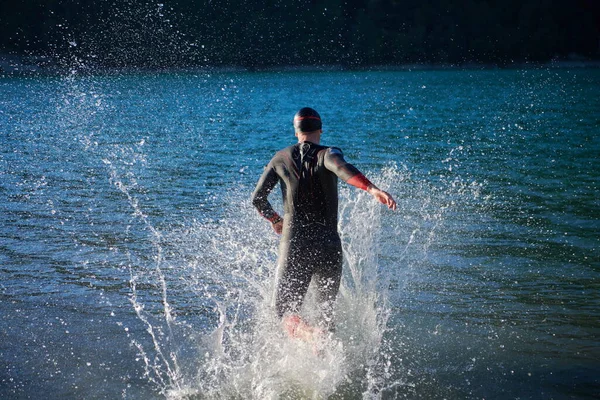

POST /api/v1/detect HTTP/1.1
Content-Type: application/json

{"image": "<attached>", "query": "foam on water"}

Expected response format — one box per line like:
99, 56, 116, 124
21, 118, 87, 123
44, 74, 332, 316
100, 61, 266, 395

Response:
69, 95, 477, 398
119, 169, 403, 399
103, 151, 482, 399
44, 73, 484, 399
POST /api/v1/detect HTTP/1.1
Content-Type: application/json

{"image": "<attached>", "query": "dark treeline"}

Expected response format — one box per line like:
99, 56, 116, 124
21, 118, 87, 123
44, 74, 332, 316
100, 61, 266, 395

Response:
1, 0, 599, 70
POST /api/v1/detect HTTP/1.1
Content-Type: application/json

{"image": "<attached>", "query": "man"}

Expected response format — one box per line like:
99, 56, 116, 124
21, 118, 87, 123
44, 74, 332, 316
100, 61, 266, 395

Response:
252, 107, 396, 335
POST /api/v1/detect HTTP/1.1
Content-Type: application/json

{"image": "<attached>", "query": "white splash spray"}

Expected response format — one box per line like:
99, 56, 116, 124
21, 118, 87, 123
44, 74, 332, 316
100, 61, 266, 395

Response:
117, 165, 409, 399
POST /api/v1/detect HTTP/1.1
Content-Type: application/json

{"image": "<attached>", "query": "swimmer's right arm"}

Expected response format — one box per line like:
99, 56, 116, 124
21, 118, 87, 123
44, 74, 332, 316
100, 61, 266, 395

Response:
366, 184, 397, 210
347, 174, 397, 210
324, 148, 397, 210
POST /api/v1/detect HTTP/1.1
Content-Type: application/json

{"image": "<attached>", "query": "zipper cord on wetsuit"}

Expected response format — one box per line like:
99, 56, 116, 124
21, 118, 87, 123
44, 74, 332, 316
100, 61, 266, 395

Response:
299, 142, 311, 179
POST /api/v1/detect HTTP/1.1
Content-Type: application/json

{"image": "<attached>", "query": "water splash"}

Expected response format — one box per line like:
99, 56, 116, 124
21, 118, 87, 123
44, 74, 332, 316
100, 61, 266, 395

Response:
104, 159, 184, 393
107, 162, 411, 399
5, 68, 597, 399
97, 144, 489, 399
49, 78, 482, 396
38, 70, 492, 398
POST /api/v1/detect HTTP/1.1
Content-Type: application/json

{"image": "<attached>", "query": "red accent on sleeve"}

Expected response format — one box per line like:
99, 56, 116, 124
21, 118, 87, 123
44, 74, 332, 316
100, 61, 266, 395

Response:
347, 173, 372, 191
265, 213, 281, 223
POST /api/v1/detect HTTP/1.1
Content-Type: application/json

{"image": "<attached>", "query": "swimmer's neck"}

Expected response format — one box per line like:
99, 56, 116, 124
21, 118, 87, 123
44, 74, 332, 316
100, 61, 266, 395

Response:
295, 129, 322, 144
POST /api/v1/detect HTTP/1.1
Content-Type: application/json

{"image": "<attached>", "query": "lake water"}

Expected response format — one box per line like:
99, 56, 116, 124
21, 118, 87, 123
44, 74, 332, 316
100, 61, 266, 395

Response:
1, 68, 599, 399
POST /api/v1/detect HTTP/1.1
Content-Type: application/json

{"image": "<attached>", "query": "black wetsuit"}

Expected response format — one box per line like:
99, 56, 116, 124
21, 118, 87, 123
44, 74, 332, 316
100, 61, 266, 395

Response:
252, 141, 367, 329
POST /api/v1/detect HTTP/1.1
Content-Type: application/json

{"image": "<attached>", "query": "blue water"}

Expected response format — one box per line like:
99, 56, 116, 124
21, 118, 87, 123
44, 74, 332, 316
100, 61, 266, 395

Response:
1, 68, 599, 399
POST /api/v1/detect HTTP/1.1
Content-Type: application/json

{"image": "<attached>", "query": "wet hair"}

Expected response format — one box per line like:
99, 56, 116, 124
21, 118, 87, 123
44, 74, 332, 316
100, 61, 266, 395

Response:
293, 107, 322, 133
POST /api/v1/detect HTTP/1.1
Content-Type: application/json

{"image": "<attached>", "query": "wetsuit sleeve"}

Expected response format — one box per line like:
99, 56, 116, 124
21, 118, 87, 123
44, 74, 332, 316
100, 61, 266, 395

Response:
323, 147, 373, 191
251, 161, 281, 223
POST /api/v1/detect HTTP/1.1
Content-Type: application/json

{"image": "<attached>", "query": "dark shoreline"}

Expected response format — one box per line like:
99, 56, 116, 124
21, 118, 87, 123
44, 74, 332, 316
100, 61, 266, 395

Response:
1, 53, 599, 78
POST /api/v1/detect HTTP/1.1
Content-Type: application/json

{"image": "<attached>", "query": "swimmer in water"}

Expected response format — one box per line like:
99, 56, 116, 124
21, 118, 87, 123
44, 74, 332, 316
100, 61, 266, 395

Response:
252, 107, 396, 333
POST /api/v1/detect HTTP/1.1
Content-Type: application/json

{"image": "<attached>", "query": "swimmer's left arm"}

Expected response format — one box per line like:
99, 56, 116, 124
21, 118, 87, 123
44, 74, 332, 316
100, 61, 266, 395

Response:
252, 162, 284, 232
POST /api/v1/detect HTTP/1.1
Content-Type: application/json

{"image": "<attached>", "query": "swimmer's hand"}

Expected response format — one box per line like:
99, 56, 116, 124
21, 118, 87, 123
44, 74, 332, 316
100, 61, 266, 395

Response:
272, 218, 284, 234
367, 185, 397, 210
